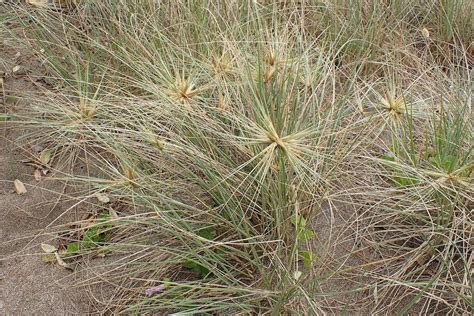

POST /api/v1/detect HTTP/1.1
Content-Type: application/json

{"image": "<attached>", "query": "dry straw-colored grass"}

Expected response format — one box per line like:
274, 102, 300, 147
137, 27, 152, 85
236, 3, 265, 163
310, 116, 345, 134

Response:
2, 0, 472, 314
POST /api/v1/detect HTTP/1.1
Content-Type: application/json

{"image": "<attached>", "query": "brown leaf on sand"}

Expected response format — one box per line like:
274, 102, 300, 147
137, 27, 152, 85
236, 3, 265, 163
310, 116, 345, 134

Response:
145, 284, 166, 297
41, 243, 58, 253
54, 251, 72, 270
109, 209, 119, 220
95, 193, 110, 204
12, 65, 21, 73
421, 27, 430, 39
33, 169, 42, 181
14, 179, 27, 195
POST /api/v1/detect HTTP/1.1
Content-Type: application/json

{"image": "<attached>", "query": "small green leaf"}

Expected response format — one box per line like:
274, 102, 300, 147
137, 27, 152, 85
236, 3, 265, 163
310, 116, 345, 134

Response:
5, 96, 18, 105
196, 265, 210, 277
66, 242, 79, 254
82, 226, 105, 249
0, 114, 10, 121
300, 251, 316, 269
381, 154, 395, 162
183, 260, 210, 278
297, 228, 315, 241
182, 260, 196, 269
42, 255, 55, 263
197, 228, 214, 240
39, 149, 53, 165
440, 155, 456, 172
99, 212, 110, 219
290, 215, 306, 227
393, 176, 418, 187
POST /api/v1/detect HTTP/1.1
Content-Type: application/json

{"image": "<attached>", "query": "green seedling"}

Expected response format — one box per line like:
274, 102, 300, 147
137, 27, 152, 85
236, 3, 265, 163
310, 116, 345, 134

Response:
5, 96, 18, 105
62, 212, 111, 258
380, 154, 419, 187
182, 228, 215, 278
290, 215, 315, 242
290, 215, 316, 269
299, 251, 317, 269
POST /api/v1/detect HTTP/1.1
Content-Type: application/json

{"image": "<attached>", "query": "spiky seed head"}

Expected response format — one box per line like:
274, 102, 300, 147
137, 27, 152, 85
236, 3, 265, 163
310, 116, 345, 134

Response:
211, 54, 232, 75
166, 77, 199, 104
381, 93, 405, 119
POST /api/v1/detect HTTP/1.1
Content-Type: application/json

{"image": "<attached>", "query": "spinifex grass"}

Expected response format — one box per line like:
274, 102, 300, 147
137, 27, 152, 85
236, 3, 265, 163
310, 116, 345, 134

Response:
355, 73, 472, 313
4, 0, 473, 314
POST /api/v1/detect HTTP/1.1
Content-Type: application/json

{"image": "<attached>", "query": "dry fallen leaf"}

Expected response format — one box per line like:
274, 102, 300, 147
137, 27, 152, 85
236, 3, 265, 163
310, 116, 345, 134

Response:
12, 65, 21, 73
145, 284, 166, 297
14, 179, 27, 195
95, 193, 110, 204
109, 209, 119, 220
54, 251, 71, 270
41, 243, 58, 253
33, 169, 42, 181
293, 270, 302, 281
32, 144, 44, 153
421, 27, 430, 39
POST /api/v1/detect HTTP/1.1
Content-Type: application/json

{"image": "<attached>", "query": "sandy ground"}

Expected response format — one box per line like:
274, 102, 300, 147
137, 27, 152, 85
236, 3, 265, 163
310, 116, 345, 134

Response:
0, 135, 89, 315
0, 11, 90, 314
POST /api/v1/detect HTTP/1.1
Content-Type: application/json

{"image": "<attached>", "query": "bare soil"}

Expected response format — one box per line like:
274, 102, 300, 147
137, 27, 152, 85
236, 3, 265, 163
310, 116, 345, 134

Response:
0, 15, 90, 314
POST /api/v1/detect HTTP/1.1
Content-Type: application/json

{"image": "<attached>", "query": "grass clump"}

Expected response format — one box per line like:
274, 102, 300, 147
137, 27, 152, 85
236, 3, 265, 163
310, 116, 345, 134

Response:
3, 0, 472, 314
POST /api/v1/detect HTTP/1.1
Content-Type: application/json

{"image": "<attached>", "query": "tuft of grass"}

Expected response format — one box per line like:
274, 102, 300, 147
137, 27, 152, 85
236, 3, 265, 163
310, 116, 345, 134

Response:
3, 0, 472, 314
